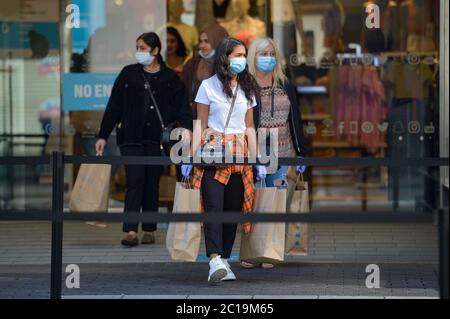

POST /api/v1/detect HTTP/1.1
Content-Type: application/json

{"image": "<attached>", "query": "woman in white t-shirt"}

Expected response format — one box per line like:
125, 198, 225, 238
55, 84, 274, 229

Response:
181, 37, 266, 285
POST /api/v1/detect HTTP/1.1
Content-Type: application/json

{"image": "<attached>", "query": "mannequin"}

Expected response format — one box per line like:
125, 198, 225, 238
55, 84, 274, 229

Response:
220, 0, 266, 46
320, 0, 345, 54
213, 0, 232, 20
167, 0, 199, 54
361, 0, 406, 53
195, 0, 215, 31
401, 0, 435, 52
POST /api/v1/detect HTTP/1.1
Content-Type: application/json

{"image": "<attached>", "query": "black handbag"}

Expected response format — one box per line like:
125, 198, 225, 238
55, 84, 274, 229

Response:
141, 73, 177, 153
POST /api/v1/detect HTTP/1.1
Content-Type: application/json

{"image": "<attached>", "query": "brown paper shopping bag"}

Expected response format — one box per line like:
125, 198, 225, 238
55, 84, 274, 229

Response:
240, 184, 287, 264
70, 163, 112, 228
285, 168, 310, 255
166, 180, 202, 262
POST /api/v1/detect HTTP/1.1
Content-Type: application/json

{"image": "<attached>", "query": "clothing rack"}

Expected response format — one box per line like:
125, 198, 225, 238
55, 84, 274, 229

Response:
336, 51, 439, 66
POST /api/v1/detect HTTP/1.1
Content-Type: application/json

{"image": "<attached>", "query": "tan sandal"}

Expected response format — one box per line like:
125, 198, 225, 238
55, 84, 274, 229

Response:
240, 261, 257, 269
240, 261, 275, 269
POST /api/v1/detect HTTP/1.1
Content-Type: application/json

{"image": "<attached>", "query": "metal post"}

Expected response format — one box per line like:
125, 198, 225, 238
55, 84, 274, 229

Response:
393, 169, 399, 211
439, 207, 449, 299
7, 63, 13, 208
50, 151, 64, 299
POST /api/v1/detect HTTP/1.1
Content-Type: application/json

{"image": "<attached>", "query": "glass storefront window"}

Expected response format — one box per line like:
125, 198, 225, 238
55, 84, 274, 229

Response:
0, 0, 447, 213
0, 0, 60, 209
268, 0, 442, 211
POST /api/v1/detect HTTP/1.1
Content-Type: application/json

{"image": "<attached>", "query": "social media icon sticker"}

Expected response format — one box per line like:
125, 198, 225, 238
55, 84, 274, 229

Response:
323, 119, 334, 128
377, 122, 389, 132
423, 56, 435, 65
407, 53, 420, 65
305, 56, 316, 67
362, 121, 374, 134
424, 123, 435, 134
350, 121, 359, 135
393, 121, 404, 134
338, 122, 345, 134
305, 123, 317, 135
378, 55, 388, 65
362, 54, 374, 66
408, 121, 421, 134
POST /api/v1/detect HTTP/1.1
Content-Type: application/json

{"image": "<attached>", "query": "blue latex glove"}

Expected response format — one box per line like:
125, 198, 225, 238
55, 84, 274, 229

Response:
181, 165, 193, 177
296, 165, 306, 174
255, 165, 267, 181
296, 157, 306, 174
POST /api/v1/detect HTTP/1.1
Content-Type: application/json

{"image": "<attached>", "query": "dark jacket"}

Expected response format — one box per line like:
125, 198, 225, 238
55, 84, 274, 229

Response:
253, 80, 307, 157
98, 63, 193, 145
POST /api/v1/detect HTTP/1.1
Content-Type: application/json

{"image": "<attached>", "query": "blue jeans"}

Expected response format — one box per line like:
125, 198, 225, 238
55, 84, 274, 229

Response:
261, 166, 289, 189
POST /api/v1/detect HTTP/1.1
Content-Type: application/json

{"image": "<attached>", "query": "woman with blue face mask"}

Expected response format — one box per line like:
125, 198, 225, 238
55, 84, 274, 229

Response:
243, 37, 308, 269
181, 37, 264, 285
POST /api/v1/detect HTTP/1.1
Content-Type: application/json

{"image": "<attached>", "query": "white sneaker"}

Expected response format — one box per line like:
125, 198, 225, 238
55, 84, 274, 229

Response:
208, 256, 228, 285
221, 259, 237, 281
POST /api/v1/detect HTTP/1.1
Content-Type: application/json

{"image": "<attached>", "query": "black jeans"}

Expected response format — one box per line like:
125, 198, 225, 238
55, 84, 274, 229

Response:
201, 169, 244, 259
120, 144, 163, 233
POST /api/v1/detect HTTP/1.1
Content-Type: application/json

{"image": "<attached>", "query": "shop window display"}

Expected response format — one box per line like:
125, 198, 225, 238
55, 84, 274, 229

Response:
273, 0, 441, 211
0, 0, 444, 213
62, 0, 442, 212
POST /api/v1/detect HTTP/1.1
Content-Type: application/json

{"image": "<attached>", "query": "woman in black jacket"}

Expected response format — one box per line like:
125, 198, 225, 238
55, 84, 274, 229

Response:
96, 32, 193, 247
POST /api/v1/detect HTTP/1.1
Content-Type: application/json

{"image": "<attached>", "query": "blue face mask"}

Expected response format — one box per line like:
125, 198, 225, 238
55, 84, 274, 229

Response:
229, 57, 247, 74
256, 56, 277, 73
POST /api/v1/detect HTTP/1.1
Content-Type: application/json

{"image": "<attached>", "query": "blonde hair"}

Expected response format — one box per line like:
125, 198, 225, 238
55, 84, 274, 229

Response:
247, 37, 288, 90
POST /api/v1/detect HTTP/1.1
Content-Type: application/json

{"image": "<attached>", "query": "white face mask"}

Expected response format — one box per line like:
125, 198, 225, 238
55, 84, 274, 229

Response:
199, 49, 215, 60
135, 52, 155, 66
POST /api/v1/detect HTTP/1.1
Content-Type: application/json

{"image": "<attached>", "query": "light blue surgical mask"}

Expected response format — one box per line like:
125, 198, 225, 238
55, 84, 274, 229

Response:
256, 56, 277, 73
199, 49, 215, 60
229, 57, 247, 74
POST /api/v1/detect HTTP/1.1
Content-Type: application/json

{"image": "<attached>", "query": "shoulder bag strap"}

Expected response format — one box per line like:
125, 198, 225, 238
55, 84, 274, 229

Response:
141, 72, 166, 129
224, 84, 239, 132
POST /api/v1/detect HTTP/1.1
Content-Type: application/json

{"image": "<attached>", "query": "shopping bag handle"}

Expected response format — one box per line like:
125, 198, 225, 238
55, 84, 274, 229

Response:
294, 173, 305, 189
181, 176, 192, 189
256, 178, 266, 189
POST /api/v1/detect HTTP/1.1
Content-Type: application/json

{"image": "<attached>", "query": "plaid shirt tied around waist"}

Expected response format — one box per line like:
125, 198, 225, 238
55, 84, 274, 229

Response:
192, 130, 255, 235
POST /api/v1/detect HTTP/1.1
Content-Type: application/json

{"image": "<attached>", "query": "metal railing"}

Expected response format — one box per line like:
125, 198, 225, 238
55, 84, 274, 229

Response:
0, 151, 448, 299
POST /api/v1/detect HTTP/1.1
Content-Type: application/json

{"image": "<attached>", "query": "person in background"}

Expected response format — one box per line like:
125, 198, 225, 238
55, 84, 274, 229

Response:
181, 37, 266, 285
244, 36, 307, 269
180, 24, 229, 119
166, 26, 189, 76
96, 32, 192, 247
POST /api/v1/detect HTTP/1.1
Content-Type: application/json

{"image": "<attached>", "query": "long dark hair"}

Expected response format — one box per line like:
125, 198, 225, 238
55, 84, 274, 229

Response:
136, 32, 164, 64
167, 27, 188, 58
213, 37, 259, 102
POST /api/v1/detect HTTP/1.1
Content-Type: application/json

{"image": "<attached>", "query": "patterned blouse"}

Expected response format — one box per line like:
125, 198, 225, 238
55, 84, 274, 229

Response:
259, 86, 296, 158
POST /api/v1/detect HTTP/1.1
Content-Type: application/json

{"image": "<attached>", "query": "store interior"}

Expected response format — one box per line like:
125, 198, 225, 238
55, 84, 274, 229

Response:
0, 0, 445, 214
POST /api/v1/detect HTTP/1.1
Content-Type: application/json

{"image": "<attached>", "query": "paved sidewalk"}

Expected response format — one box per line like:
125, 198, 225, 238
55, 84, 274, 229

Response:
0, 221, 440, 299
0, 221, 439, 265
0, 262, 439, 299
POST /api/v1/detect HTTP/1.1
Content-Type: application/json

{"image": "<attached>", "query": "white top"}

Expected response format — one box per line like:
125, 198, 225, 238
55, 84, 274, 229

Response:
195, 75, 257, 134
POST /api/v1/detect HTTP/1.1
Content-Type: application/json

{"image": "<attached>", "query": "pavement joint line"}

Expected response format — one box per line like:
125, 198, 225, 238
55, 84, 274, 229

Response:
60, 295, 440, 299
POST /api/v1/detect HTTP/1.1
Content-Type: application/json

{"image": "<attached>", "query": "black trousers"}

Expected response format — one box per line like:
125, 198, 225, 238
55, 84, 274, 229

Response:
201, 169, 244, 259
120, 144, 163, 233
